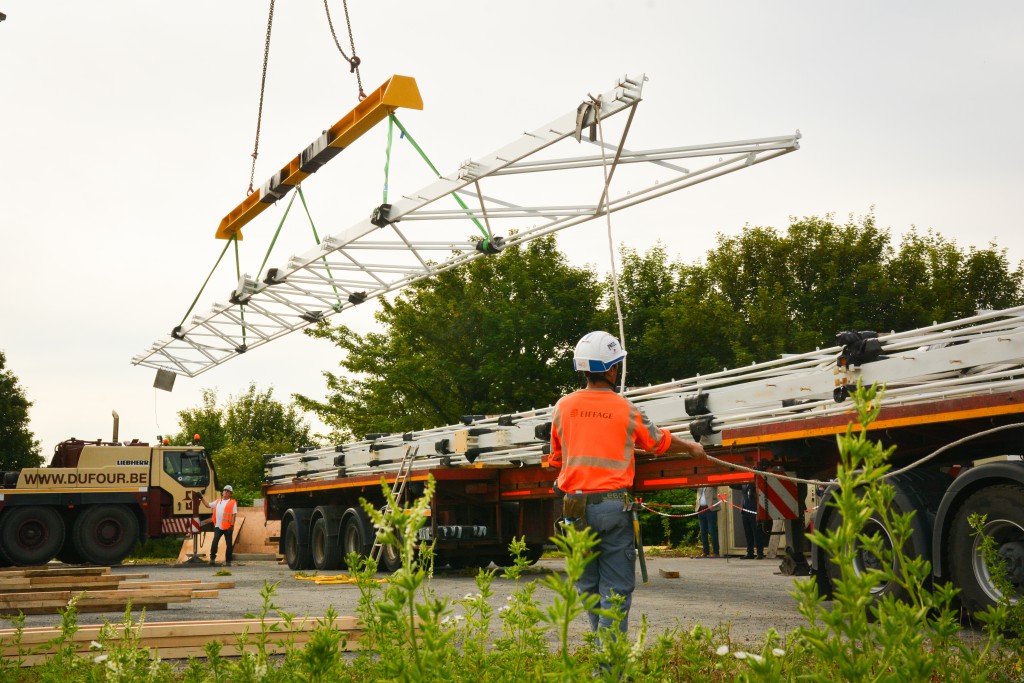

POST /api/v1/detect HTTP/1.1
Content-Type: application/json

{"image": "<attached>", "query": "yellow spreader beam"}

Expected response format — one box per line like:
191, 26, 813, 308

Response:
215, 75, 423, 240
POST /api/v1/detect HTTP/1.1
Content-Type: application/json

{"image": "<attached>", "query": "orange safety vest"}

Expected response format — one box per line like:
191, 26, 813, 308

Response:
549, 388, 671, 493
211, 498, 237, 530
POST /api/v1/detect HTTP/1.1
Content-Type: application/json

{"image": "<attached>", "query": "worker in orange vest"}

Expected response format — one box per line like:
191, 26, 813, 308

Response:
199, 484, 237, 566
549, 331, 707, 634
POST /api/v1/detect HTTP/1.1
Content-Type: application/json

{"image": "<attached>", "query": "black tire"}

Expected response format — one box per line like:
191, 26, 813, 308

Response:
0, 506, 65, 565
284, 521, 314, 570
341, 508, 373, 560
55, 540, 85, 565
72, 505, 138, 565
825, 507, 912, 603
948, 485, 1024, 618
380, 536, 403, 572
311, 517, 344, 570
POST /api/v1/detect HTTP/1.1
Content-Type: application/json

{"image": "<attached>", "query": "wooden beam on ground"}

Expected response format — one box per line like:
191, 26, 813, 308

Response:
1, 617, 363, 666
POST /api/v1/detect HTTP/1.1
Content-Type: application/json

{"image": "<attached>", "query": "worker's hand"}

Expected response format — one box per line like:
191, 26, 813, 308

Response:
688, 441, 707, 459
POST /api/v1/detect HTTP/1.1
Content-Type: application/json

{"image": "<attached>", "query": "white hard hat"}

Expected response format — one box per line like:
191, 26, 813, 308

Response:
223, 485, 233, 492
573, 331, 627, 372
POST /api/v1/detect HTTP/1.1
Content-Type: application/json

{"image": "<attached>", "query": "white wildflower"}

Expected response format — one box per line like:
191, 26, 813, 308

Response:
464, 593, 474, 600
453, 614, 465, 622
772, 648, 786, 657
93, 654, 108, 664
89, 640, 103, 650
716, 645, 729, 656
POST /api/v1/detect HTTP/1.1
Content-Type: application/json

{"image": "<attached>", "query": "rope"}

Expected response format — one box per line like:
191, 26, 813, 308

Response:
257, 189, 298, 279
234, 238, 247, 345
389, 114, 492, 249
383, 114, 393, 204
248, 0, 276, 196
176, 237, 235, 327
296, 186, 344, 309
323, 0, 365, 100
692, 421, 1024, 488
589, 94, 628, 392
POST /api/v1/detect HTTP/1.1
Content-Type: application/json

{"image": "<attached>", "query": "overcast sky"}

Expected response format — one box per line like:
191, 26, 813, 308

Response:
2, 2, 1022, 456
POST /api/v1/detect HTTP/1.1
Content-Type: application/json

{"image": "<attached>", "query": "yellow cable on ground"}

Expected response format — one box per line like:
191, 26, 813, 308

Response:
294, 573, 388, 585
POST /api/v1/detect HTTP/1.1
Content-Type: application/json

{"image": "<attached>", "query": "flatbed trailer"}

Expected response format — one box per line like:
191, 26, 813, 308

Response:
264, 307, 1024, 617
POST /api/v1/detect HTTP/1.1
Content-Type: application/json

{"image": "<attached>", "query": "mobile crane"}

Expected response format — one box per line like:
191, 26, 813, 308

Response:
0, 417, 217, 566
263, 306, 1024, 618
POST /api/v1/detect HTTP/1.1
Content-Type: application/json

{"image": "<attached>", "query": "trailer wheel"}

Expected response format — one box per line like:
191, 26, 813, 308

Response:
311, 517, 344, 570
948, 485, 1024, 617
0, 506, 65, 565
72, 505, 138, 565
380, 536, 403, 572
341, 508, 373, 560
824, 504, 920, 605
284, 522, 314, 570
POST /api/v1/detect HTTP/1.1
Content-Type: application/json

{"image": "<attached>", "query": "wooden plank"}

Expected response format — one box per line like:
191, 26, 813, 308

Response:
2, 617, 363, 665
190, 590, 219, 599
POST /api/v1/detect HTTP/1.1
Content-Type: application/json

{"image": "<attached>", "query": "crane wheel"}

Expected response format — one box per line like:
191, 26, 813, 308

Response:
0, 506, 65, 566
72, 505, 139, 565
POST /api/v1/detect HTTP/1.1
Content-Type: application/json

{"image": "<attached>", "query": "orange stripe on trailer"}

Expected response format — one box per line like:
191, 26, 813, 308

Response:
723, 399, 1024, 447
215, 75, 423, 240
640, 471, 752, 488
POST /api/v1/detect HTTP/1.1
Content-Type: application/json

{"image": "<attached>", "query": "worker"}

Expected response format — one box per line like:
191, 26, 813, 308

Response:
549, 331, 707, 635
694, 485, 721, 557
199, 485, 237, 567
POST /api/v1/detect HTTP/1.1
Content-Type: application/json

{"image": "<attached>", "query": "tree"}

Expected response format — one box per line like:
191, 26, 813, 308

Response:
174, 384, 316, 497
0, 350, 42, 470
295, 236, 602, 438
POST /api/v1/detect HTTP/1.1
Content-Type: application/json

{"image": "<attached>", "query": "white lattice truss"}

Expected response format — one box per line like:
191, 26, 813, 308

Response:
133, 74, 800, 378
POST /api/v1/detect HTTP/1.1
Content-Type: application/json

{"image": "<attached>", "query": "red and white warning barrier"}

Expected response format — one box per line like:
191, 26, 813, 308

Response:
161, 516, 202, 535
757, 472, 799, 520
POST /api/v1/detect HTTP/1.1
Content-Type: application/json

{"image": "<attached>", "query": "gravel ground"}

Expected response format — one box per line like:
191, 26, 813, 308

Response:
14, 554, 811, 647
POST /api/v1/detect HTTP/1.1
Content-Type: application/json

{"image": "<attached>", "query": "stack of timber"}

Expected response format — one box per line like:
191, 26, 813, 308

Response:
0, 616, 361, 666
0, 566, 233, 615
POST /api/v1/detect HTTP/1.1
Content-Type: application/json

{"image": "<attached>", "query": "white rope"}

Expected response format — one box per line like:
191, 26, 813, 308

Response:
692, 421, 1024, 488
590, 94, 628, 392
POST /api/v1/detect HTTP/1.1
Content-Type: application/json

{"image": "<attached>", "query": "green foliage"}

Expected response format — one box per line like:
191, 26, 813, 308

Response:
294, 235, 600, 438
636, 488, 697, 547
0, 350, 42, 470
785, 382, 1009, 682
7, 388, 1024, 682
127, 536, 183, 561
173, 384, 317, 492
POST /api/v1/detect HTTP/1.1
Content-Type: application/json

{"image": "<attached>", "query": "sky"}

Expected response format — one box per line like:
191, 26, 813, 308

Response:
2, 2, 1023, 457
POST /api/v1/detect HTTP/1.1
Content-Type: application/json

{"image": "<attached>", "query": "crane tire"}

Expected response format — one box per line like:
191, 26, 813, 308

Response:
0, 506, 65, 566
72, 505, 138, 565
948, 484, 1024, 619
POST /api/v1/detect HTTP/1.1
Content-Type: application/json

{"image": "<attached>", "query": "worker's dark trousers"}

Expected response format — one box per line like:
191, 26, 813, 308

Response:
576, 499, 636, 634
211, 526, 234, 564
697, 507, 720, 555
741, 509, 766, 557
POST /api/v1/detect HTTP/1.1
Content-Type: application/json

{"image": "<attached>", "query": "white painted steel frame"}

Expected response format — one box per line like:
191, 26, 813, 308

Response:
133, 74, 800, 377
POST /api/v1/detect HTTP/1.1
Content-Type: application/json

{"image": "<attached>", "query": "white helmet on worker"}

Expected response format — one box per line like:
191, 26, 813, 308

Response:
223, 485, 233, 492
573, 331, 627, 372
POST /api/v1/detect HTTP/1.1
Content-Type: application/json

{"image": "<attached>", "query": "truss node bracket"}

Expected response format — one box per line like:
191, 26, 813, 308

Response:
474, 235, 506, 255
370, 203, 394, 228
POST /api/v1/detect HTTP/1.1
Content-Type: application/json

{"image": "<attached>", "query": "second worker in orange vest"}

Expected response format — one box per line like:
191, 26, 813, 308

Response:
549, 331, 707, 635
200, 484, 237, 566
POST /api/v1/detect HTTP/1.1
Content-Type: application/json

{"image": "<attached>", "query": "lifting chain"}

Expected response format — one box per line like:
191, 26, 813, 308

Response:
248, 0, 276, 196
323, 0, 365, 100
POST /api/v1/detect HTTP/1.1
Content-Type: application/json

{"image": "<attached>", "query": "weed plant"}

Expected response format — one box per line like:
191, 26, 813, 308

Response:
1, 383, 1021, 680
